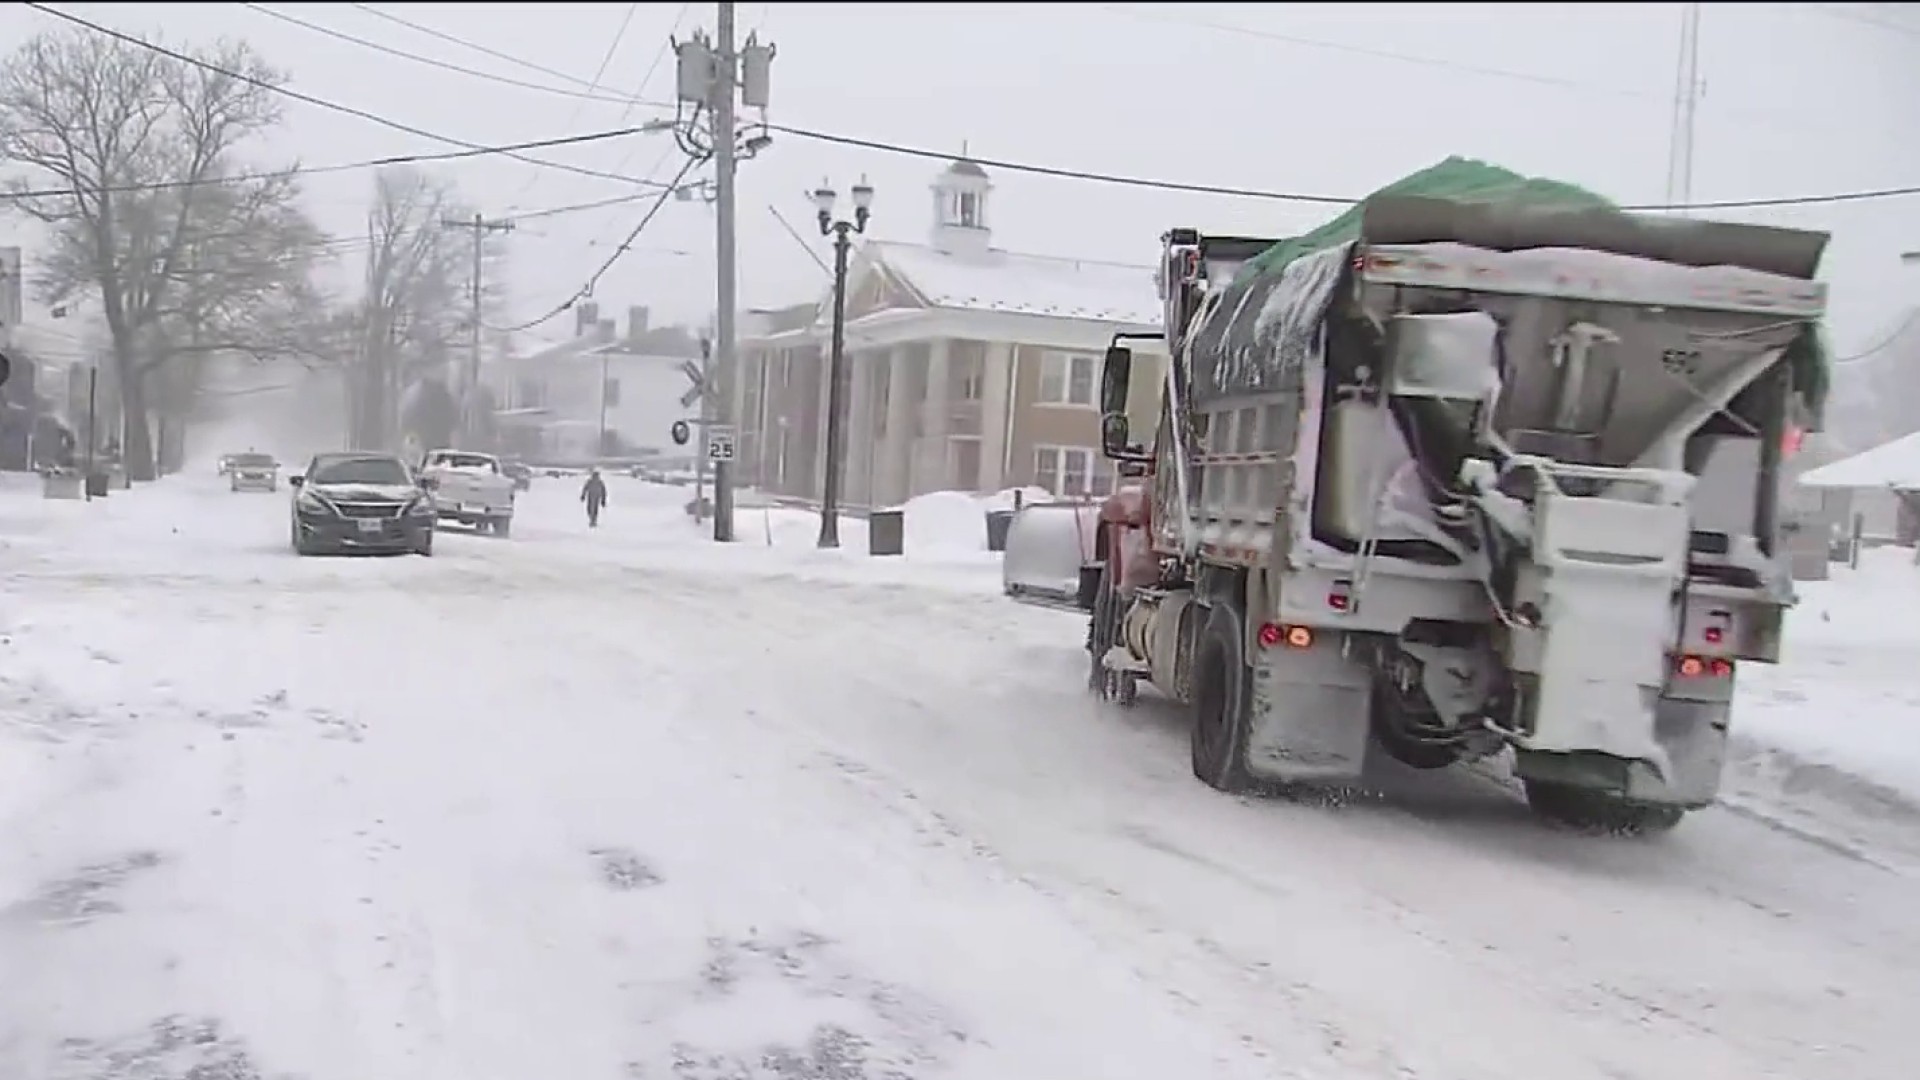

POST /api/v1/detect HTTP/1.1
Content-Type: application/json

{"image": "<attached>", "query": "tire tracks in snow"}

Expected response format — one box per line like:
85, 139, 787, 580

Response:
607, 561, 1914, 1080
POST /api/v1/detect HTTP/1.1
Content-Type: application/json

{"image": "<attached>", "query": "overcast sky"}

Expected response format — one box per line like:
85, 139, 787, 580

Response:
3, 2, 1917, 358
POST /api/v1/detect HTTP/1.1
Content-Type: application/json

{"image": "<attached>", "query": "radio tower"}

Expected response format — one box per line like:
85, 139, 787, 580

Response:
1664, 2, 1703, 214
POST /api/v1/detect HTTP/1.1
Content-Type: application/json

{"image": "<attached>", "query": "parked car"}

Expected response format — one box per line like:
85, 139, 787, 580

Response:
216, 453, 237, 476
417, 448, 516, 536
288, 452, 435, 557
1002, 499, 1102, 611
226, 452, 280, 492
501, 458, 533, 491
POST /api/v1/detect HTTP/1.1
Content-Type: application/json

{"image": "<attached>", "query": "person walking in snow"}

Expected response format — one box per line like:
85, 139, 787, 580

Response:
580, 468, 608, 527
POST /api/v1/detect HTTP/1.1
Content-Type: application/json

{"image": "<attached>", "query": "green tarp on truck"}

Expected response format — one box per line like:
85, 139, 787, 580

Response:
1232, 156, 1833, 416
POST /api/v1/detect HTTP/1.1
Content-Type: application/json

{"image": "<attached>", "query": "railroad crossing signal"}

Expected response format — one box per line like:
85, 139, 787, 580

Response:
678, 359, 712, 410
705, 424, 736, 462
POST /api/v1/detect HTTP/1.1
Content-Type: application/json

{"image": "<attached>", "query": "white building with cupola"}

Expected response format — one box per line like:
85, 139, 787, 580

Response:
737, 157, 1168, 508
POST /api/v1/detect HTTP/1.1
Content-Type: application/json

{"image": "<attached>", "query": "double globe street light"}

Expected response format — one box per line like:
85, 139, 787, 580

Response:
813, 176, 875, 549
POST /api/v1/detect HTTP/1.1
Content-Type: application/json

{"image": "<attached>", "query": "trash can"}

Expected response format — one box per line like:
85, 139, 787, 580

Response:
85, 470, 110, 498
868, 508, 905, 557
985, 509, 1015, 552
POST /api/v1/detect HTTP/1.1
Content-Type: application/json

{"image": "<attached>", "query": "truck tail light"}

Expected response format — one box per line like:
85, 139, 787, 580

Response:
1675, 655, 1735, 679
1327, 579, 1352, 612
1259, 623, 1313, 649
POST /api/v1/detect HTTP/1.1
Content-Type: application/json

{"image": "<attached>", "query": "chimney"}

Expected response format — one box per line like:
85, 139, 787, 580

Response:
627, 305, 650, 347
575, 301, 601, 337
596, 319, 616, 344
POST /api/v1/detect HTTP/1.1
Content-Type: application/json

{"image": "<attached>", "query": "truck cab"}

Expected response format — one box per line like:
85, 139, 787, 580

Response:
418, 449, 516, 537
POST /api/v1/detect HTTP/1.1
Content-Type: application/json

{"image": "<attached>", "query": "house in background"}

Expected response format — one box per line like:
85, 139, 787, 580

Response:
739, 158, 1168, 508
492, 302, 703, 462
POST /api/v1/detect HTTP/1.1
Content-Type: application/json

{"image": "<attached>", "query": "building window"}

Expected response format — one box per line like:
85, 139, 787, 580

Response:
602, 377, 621, 407
958, 191, 981, 228
1033, 445, 1109, 497
515, 378, 544, 409
1037, 351, 1097, 407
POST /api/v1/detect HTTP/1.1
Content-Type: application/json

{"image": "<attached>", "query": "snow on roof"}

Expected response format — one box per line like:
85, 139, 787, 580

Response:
1799, 430, 1920, 489
869, 240, 1162, 326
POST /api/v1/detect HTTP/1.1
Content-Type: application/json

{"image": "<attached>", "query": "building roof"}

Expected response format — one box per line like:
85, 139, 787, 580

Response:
866, 240, 1161, 326
1800, 429, 1920, 490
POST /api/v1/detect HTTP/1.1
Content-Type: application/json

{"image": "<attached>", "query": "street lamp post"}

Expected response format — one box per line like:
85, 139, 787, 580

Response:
814, 175, 874, 549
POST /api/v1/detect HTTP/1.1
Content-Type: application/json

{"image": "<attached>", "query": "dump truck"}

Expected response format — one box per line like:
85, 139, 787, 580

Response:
1082, 159, 1830, 832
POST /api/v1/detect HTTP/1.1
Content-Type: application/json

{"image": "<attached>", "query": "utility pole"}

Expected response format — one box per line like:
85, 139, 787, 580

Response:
709, 1, 740, 542
1664, 2, 1702, 213
677, 3, 774, 542
442, 213, 514, 441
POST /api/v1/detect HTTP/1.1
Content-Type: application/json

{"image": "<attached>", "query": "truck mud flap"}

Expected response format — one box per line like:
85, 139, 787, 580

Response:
1245, 635, 1371, 783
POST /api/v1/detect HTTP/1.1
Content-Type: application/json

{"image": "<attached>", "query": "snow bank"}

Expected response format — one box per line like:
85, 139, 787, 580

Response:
743, 487, 1061, 557
1734, 546, 1920, 807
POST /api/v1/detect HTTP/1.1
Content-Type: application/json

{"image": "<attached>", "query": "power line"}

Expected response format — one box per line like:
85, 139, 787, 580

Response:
606, 3, 694, 179
345, 2, 614, 91
236, 3, 649, 109
250, 0, 1920, 215
1832, 308, 1920, 364
1097, 4, 1657, 101
31, 3, 1920, 219
766, 124, 1920, 213
0, 124, 675, 201
504, 0, 641, 208
491, 155, 704, 334
21, 3, 669, 189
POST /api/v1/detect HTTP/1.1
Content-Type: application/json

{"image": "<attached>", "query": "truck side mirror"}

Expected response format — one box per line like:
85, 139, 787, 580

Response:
1100, 413, 1131, 460
1100, 345, 1133, 416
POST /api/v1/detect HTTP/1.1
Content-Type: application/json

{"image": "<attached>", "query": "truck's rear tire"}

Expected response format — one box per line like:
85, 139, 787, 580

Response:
492, 516, 511, 538
1086, 561, 1119, 692
1522, 779, 1686, 834
1191, 603, 1255, 793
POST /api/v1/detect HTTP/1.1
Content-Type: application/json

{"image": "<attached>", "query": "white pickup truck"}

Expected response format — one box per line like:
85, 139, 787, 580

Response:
417, 449, 516, 536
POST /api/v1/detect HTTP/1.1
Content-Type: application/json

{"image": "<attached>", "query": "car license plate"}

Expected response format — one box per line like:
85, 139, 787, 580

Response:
463, 503, 483, 515
356, 518, 383, 534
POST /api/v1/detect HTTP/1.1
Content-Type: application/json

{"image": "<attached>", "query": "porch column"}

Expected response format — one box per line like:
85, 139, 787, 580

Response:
846, 349, 874, 507
881, 344, 915, 508
914, 338, 951, 496
978, 341, 1013, 492
809, 345, 831, 500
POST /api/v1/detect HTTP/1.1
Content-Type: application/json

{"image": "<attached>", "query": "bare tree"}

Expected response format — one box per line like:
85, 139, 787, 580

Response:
351, 166, 511, 452
0, 28, 326, 479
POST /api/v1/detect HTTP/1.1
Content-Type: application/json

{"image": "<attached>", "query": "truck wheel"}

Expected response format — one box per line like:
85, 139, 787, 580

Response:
1522, 780, 1686, 834
492, 516, 511, 538
1191, 603, 1255, 793
1086, 562, 1118, 692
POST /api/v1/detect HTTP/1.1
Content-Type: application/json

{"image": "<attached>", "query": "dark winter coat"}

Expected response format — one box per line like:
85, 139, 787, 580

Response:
581, 474, 608, 509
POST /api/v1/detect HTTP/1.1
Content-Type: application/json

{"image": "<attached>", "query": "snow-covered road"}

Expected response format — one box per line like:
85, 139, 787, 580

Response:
2, 474, 1914, 1079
